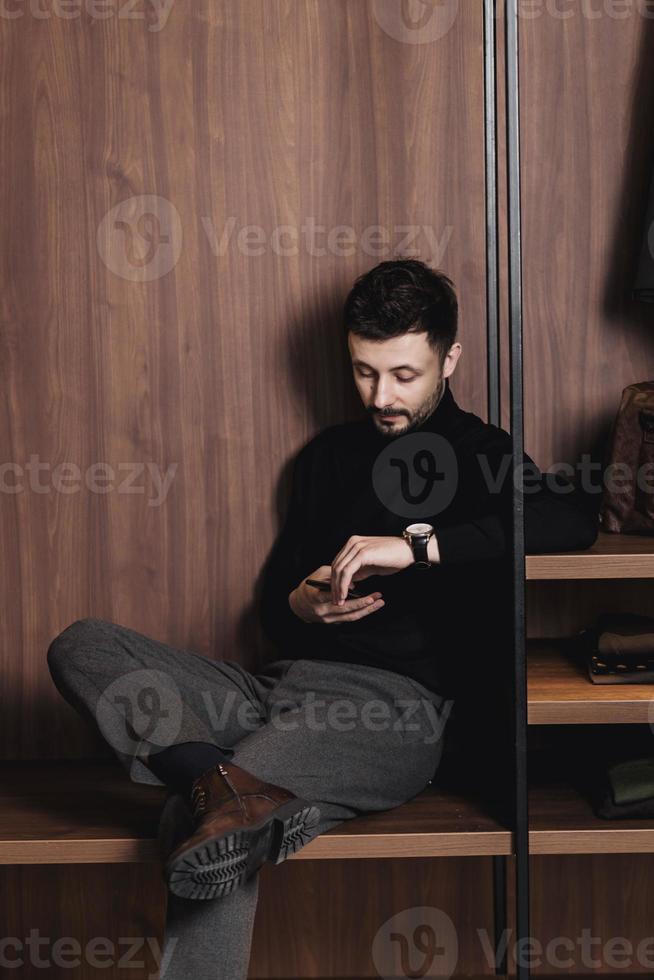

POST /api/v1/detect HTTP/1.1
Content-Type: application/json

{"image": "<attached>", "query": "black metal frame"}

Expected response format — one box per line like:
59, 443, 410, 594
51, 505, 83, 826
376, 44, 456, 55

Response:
484, 0, 500, 431
505, 4, 531, 978
484, 1, 530, 977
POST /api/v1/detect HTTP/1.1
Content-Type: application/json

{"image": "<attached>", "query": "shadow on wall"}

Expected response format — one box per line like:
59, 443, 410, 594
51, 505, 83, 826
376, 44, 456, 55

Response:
605, 16, 654, 343
285, 279, 368, 430
237, 278, 368, 670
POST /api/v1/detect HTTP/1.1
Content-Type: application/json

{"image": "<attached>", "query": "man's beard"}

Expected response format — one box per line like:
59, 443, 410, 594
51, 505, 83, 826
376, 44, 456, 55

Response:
372, 378, 445, 438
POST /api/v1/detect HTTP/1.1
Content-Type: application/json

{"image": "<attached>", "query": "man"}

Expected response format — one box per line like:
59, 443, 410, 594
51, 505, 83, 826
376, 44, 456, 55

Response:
46, 259, 598, 980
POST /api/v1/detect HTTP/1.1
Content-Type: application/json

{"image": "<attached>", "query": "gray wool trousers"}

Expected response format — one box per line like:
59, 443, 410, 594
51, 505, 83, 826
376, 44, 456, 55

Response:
46, 617, 450, 980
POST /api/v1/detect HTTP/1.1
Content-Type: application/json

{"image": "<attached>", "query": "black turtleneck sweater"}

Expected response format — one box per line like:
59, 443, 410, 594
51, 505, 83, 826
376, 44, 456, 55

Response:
258, 381, 599, 697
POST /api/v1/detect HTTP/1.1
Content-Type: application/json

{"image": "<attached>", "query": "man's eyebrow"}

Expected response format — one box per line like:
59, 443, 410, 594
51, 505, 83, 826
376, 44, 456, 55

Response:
352, 360, 424, 373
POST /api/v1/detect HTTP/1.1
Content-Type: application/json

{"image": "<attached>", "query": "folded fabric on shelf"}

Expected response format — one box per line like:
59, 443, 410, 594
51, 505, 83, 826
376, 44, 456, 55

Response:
596, 612, 654, 657
592, 758, 654, 819
608, 757, 654, 805
595, 794, 654, 820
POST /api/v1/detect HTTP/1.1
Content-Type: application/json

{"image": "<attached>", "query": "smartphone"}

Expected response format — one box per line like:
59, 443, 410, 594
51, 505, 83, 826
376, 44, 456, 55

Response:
305, 577, 363, 600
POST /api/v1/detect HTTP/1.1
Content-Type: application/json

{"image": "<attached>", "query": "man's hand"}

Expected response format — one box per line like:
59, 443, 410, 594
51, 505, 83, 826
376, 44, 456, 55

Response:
288, 565, 385, 624
330, 535, 415, 605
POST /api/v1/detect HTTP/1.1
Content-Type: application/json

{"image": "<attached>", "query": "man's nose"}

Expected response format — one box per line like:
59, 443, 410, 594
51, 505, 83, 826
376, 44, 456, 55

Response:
372, 379, 395, 408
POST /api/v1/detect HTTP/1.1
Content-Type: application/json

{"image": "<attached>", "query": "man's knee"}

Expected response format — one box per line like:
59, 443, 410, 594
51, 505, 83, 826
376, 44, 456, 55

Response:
46, 617, 109, 675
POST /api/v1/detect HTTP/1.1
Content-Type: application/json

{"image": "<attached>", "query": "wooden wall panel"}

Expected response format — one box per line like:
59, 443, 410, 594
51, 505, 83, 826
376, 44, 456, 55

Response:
521, 15, 654, 640
1, 4, 496, 979
7, 1, 654, 977
252, 856, 511, 978
0, 864, 166, 980
0, 857, 512, 979
521, 10, 654, 976
10, 852, 654, 979
520, 11, 654, 470
0, 0, 488, 761
528, 579, 654, 639
530, 854, 654, 977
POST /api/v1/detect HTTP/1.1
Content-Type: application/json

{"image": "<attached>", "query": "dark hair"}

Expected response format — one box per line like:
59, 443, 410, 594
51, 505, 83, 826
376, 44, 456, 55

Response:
343, 259, 458, 364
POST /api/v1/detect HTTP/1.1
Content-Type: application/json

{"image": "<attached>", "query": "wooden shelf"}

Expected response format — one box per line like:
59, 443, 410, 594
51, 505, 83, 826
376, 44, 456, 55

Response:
294, 782, 512, 859
0, 759, 512, 865
526, 531, 654, 579
527, 639, 654, 725
530, 780, 654, 853
530, 764, 654, 854
0, 760, 167, 864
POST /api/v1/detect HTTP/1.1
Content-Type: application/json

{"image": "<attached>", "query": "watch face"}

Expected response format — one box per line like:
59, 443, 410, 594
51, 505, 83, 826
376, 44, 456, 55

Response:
405, 522, 433, 535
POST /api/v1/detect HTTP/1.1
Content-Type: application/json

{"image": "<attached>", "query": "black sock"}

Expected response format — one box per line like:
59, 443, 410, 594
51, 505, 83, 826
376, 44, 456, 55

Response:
146, 741, 234, 801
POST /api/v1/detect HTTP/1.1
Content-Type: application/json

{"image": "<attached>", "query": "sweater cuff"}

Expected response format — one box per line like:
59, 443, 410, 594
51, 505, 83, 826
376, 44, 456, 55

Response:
434, 516, 507, 565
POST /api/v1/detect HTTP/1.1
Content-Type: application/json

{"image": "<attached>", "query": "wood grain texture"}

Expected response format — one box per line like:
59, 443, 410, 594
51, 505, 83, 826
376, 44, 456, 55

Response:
527, 531, 654, 579
529, 748, 654, 855
520, 12, 654, 470
0, 5, 501, 976
528, 577, 654, 638
251, 852, 516, 979
0, 759, 512, 865
530, 854, 654, 974
520, 14, 654, 958
5, 1, 654, 976
528, 639, 654, 725
0, 857, 514, 980
0, 0, 487, 761
0, 863, 166, 980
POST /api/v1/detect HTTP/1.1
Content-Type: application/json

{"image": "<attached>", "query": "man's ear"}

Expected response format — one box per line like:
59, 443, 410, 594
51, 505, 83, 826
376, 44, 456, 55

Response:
442, 342, 462, 380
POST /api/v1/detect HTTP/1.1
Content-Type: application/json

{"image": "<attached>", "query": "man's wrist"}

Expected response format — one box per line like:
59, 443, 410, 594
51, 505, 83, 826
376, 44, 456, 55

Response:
401, 539, 414, 566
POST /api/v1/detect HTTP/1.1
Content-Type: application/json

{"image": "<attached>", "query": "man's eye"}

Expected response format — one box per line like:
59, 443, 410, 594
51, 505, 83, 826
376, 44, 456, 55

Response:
356, 370, 415, 383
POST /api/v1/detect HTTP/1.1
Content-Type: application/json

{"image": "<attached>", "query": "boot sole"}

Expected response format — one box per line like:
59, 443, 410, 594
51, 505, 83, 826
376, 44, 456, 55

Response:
164, 797, 321, 901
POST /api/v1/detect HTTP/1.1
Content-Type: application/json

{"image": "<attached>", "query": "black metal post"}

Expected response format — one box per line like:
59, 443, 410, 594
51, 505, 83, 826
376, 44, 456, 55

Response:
484, 0, 500, 428
505, 1, 531, 978
485, 7, 509, 974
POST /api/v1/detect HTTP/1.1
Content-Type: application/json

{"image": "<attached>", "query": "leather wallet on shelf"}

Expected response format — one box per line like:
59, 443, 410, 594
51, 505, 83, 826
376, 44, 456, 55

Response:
575, 612, 654, 684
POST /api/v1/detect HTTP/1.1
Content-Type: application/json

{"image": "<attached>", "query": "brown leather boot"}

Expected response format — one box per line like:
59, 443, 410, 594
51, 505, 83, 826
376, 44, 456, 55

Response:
163, 761, 321, 900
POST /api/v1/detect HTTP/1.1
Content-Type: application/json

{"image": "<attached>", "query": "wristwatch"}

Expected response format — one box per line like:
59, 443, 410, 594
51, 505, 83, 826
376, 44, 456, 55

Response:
402, 523, 435, 568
